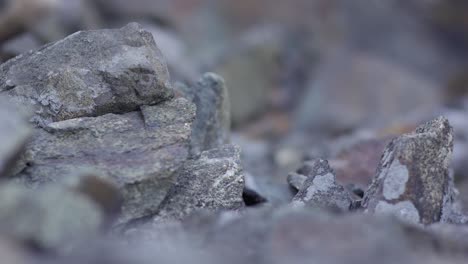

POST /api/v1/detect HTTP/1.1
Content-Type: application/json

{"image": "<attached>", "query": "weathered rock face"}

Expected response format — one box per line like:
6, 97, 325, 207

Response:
291, 159, 352, 211
0, 97, 31, 177
13, 98, 195, 224
154, 144, 244, 220
0, 22, 173, 127
177, 73, 231, 156
0, 23, 200, 225
363, 117, 455, 225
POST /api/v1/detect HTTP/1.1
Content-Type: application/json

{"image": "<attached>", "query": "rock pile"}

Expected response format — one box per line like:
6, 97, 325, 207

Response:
0, 23, 245, 253
0, 21, 468, 264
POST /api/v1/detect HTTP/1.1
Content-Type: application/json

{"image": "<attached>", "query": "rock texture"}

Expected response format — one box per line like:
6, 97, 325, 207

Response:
0, 23, 201, 225
291, 159, 352, 211
363, 117, 455, 225
0, 97, 31, 177
154, 144, 244, 220
177, 73, 231, 156
0, 22, 173, 127
14, 98, 195, 224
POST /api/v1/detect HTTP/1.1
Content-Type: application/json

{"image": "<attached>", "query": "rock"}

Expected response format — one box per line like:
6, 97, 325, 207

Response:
0, 182, 103, 252
153, 144, 244, 220
331, 135, 392, 190
363, 117, 455, 225
0, 97, 31, 177
177, 73, 230, 155
291, 159, 352, 211
0, 22, 173, 127
13, 98, 196, 225
286, 172, 306, 192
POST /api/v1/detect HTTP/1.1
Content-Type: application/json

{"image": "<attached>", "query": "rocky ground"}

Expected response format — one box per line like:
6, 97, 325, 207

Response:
2, 1, 468, 264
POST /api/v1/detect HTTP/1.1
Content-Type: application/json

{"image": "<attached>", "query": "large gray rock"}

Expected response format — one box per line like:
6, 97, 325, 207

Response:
13, 98, 196, 224
0, 97, 31, 177
177, 73, 230, 155
0, 22, 173, 127
154, 144, 245, 220
291, 159, 352, 211
363, 117, 455, 225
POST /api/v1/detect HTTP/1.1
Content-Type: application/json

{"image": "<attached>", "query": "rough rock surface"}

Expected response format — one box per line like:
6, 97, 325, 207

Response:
0, 22, 173, 127
0, 23, 205, 225
154, 144, 245, 220
13, 98, 195, 225
177, 73, 231, 156
291, 159, 352, 211
363, 117, 455, 225
0, 182, 104, 252
0, 97, 31, 177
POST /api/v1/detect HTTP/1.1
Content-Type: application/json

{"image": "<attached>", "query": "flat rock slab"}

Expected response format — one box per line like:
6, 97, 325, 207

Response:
0, 97, 31, 177
363, 117, 454, 224
13, 98, 195, 225
0, 22, 173, 126
154, 144, 245, 220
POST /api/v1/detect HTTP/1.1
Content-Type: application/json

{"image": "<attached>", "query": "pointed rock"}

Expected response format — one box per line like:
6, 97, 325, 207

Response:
363, 117, 455, 225
291, 159, 351, 211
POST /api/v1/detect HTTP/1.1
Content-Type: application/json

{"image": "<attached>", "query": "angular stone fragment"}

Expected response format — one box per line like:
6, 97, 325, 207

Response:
0, 22, 173, 126
291, 159, 351, 211
363, 117, 454, 225
12, 98, 196, 225
177, 73, 230, 156
0, 97, 31, 177
0, 182, 103, 252
154, 144, 245, 220
286, 172, 306, 192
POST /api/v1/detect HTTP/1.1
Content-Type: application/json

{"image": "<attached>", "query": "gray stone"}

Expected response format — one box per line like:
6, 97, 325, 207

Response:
177, 73, 230, 155
286, 172, 306, 192
0, 97, 31, 177
12, 98, 196, 225
0, 182, 103, 252
291, 159, 352, 211
363, 117, 455, 225
0, 22, 173, 127
154, 144, 245, 220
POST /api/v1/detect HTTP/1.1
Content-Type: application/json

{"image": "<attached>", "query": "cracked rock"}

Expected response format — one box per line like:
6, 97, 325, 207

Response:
0, 22, 173, 127
176, 73, 231, 156
154, 144, 245, 221
291, 159, 352, 211
12, 98, 196, 225
363, 117, 455, 225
